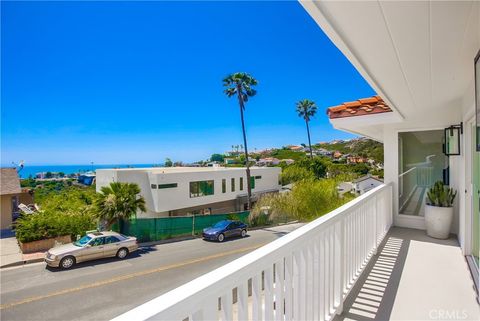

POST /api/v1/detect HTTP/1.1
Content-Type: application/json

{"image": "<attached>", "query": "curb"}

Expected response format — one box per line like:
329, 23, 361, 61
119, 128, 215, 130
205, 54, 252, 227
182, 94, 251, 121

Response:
0, 257, 44, 269
139, 235, 196, 247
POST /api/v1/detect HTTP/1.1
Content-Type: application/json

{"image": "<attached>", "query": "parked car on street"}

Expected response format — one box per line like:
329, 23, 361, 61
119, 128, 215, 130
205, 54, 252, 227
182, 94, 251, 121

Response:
45, 231, 138, 269
202, 220, 248, 242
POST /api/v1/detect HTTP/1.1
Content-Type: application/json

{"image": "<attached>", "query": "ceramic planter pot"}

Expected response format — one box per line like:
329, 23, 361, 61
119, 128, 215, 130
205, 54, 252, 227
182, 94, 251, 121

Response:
424, 205, 453, 239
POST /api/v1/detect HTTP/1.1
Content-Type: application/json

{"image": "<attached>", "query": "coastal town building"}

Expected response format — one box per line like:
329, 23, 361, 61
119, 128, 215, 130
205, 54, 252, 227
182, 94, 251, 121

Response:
256, 157, 280, 166
0, 168, 33, 231
96, 167, 281, 217
333, 151, 342, 159
287, 145, 303, 151
223, 158, 236, 165
280, 158, 295, 165
352, 174, 384, 195
346, 155, 367, 164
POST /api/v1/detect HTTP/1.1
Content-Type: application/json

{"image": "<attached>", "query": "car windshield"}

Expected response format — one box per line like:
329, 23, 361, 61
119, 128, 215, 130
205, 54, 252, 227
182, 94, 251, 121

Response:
213, 221, 230, 229
73, 235, 92, 247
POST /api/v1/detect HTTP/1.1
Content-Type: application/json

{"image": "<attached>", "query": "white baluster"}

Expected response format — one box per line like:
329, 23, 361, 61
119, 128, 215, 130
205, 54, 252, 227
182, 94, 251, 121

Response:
238, 282, 248, 321
335, 219, 345, 315
313, 239, 320, 321
284, 255, 293, 321
252, 275, 262, 321
306, 246, 314, 320
299, 249, 307, 321
265, 265, 274, 321
274, 260, 284, 321
221, 291, 233, 321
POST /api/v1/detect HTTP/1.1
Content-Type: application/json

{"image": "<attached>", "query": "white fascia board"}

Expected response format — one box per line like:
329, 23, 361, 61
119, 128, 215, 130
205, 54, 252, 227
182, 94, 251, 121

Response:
330, 111, 402, 128
332, 125, 383, 143
299, 0, 405, 121
330, 111, 402, 142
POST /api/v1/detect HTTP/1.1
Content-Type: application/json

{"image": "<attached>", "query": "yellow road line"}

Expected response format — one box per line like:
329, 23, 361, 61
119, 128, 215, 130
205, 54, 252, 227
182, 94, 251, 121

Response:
0, 243, 264, 310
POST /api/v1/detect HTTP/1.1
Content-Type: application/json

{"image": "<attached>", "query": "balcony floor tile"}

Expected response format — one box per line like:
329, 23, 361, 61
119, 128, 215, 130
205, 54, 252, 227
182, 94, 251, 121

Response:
334, 227, 479, 321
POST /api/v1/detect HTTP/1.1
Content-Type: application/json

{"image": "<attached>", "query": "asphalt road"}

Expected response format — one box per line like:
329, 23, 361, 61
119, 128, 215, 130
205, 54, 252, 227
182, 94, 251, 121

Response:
0, 223, 303, 321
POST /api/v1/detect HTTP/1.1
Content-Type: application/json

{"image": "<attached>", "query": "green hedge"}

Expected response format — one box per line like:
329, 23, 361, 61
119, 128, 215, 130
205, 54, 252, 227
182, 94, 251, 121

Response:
15, 211, 96, 243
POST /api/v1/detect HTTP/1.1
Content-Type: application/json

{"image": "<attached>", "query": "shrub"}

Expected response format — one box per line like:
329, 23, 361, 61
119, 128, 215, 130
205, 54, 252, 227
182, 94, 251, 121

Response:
248, 213, 272, 227
15, 184, 98, 243
281, 166, 314, 185
226, 213, 241, 221
15, 210, 96, 243
252, 178, 353, 222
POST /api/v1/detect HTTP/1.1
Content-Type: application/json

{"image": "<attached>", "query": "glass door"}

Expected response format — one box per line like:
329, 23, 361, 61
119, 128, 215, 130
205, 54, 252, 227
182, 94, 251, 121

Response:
398, 130, 449, 216
472, 123, 479, 269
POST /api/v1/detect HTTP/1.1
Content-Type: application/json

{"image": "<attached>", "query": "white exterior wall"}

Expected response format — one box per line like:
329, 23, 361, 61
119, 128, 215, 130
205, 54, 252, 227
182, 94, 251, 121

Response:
96, 167, 281, 217
382, 93, 477, 253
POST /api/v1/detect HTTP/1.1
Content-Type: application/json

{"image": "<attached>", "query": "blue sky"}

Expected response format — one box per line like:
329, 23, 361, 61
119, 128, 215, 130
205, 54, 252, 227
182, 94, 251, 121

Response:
1, 1, 374, 165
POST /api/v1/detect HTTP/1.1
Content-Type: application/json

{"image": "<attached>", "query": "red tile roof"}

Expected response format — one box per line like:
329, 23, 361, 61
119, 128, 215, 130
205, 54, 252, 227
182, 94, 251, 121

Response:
327, 96, 392, 119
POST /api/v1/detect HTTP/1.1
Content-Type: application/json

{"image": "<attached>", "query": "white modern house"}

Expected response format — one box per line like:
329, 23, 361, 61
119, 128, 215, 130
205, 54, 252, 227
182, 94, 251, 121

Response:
352, 175, 384, 195
96, 167, 281, 217
112, 1, 479, 321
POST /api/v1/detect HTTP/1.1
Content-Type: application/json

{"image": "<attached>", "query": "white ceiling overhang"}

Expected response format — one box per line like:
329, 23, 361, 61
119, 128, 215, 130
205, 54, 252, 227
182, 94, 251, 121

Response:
300, 0, 480, 138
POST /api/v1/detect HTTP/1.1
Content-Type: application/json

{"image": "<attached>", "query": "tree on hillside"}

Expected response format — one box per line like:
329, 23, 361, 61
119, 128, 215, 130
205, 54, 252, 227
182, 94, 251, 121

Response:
164, 158, 173, 167
94, 182, 146, 230
296, 99, 317, 158
297, 158, 327, 179
210, 154, 225, 163
223, 72, 258, 209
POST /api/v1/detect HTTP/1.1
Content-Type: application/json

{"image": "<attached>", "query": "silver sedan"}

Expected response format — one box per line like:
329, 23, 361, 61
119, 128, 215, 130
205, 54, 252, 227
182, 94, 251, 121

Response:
45, 231, 138, 269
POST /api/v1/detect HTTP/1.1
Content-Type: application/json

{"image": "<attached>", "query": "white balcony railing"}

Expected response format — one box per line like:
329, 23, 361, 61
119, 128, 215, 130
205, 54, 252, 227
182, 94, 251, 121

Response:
113, 184, 393, 321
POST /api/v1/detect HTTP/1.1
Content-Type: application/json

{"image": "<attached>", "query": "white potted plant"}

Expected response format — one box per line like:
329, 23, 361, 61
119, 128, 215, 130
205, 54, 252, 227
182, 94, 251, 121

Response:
425, 181, 457, 239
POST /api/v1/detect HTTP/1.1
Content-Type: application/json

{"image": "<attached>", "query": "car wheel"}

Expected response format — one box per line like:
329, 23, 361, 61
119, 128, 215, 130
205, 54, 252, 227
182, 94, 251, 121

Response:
60, 256, 75, 269
116, 248, 129, 259
241, 229, 247, 238
217, 233, 225, 242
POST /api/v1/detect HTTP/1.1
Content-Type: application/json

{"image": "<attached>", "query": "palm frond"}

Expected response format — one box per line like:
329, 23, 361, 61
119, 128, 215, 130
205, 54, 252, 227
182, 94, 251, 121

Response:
295, 99, 317, 120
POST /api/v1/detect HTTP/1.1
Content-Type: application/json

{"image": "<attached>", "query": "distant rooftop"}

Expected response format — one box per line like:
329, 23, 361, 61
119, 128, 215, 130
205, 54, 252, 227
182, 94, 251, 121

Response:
96, 166, 269, 174
327, 95, 392, 119
0, 168, 21, 195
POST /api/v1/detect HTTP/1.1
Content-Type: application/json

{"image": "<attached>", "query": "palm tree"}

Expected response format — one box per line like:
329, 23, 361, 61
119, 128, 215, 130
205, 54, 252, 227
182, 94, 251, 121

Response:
94, 182, 147, 230
296, 99, 317, 158
223, 72, 258, 209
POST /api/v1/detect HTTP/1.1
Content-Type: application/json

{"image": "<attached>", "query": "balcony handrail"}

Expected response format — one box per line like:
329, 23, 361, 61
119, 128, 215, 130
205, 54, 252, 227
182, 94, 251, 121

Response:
398, 166, 416, 177
112, 183, 393, 321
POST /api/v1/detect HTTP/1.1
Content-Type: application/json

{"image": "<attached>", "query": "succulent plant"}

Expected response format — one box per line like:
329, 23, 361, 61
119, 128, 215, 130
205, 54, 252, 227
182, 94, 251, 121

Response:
426, 181, 457, 207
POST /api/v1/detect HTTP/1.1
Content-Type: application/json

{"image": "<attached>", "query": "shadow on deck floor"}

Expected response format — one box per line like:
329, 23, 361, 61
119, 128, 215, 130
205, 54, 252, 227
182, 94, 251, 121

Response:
334, 227, 479, 321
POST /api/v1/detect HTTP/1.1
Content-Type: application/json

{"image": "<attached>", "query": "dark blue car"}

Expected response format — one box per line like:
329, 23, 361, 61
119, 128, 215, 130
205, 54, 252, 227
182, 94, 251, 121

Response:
202, 220, 248, 242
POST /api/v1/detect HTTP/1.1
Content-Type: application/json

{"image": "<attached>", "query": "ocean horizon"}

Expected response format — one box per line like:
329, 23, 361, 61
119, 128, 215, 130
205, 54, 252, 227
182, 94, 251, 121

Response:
12, 164, 161, 179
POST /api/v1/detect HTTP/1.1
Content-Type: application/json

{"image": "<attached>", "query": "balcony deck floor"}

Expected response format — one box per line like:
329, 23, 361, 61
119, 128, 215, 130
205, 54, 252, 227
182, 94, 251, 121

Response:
334, 227, 479, 321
